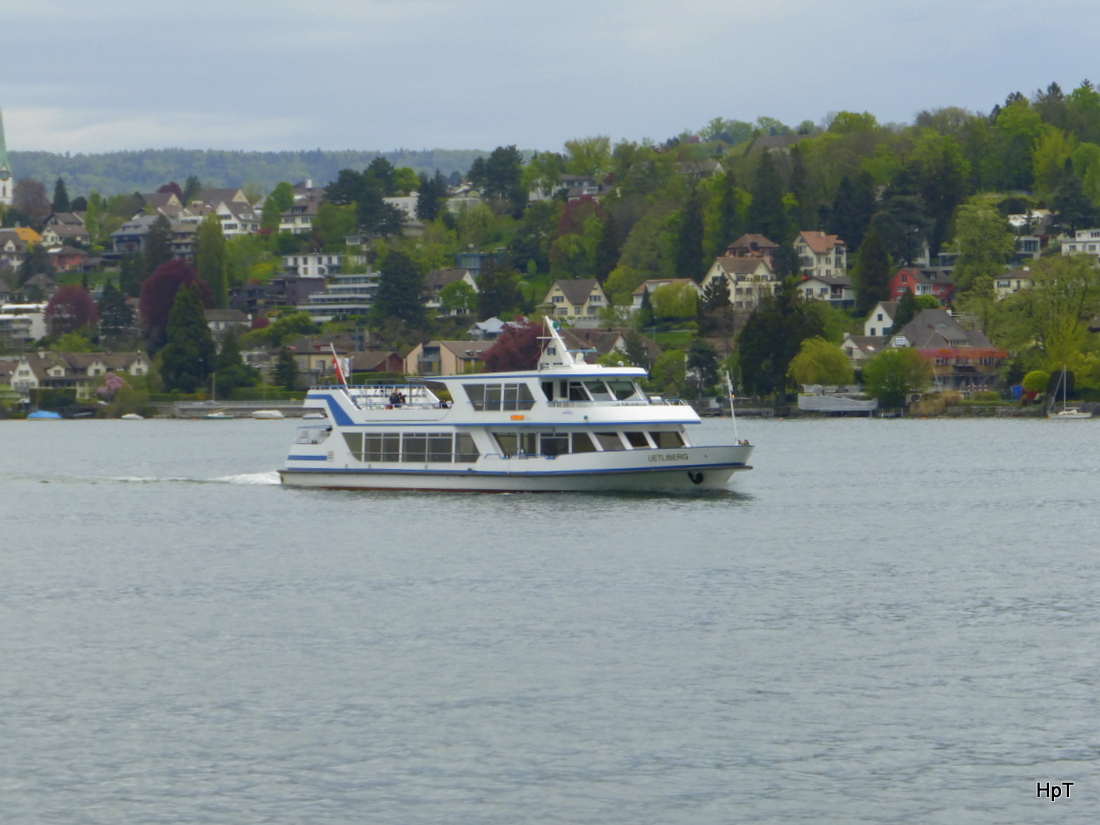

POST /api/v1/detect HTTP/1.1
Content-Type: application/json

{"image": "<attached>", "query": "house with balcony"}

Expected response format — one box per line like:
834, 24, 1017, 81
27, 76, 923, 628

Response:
723, 233, 777, 264
889, 309, 1005, 390
405, 340, 494, 376
798, 274, 853, 308
297, 272, 379, 323
284, 253, 344, 278
888, 268, 955, 306
700, 255, 777, 310
794, 230, 847, 278
1060, 228, 1100, 264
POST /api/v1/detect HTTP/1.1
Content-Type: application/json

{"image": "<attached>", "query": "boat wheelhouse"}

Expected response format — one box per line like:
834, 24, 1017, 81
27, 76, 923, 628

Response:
280, 322, 753, 492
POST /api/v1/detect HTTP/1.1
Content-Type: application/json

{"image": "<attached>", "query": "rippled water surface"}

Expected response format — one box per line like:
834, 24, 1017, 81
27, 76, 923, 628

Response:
2, 417, 1099, 823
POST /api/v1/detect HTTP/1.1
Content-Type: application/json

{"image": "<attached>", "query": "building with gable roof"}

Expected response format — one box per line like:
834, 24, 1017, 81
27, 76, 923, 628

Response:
541, 279, 608, 323
888, 267, 955, 306
864, 301, 898, 337
798, 274, 853, 308
405, 339, 495, 376
890, 308, 1005, 389
724, 234, 777, 263
794, 230, 846, 279
424, 268, 478, 315
700, 255, 777, 310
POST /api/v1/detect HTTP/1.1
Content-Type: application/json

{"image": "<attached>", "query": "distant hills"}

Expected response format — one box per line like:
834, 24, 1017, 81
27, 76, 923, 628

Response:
7, 148, 493, 197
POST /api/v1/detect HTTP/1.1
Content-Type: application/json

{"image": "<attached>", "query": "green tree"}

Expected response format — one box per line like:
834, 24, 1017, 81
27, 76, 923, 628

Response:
863, 347, 932, 409
261, 182, 295, 230
275, 346, 299, 391
196, 213, 227, 308
788, 336, 854, 385
118, 253, 145, 297
438, 280, 477, 315
415, 171, 444, 221
159, 285, 216, 393
686, 338, 720, 394
737, 280, 825, 400
652, 348, 687, 396
1052, 174, 1098, 234
910, 130, 970, 255
852, 224, 891, 315
951, 200, 1016, 294
370, 250, 426, 329
593, 211, 620, 283
145, 214, 174, 277
392, 166, 419, 195
1022, 369, 1050, 394
52, 177, 70, 213
675, 186, 706, 281
476, 257, 523, 319
650, 282, 698, 321
181, 175, 202, 204
992, 256, 1100, 372
213, 328, 257, 398
564, 136, 612, 178
97, 280, 134, 348
747, 151, 790, 242
313, 201, 358, 247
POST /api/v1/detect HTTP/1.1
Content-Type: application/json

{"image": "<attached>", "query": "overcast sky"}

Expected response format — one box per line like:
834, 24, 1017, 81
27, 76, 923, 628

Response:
2, 0, 1098, 154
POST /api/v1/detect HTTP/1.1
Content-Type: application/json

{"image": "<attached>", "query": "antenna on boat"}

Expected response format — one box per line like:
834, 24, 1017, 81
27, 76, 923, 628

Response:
724, 370, 740, 442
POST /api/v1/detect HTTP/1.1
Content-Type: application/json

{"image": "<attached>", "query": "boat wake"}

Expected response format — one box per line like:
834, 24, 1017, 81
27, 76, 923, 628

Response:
93, 471, 282, 486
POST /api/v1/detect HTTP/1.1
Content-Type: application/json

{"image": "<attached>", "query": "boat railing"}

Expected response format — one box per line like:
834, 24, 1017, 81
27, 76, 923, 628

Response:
546, 399, 659, 408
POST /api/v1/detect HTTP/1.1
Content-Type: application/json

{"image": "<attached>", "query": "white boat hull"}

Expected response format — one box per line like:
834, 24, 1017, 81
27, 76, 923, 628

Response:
281, 445, 753, 492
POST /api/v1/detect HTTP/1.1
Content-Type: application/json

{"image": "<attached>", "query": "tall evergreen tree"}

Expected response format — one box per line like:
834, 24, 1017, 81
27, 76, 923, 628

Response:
370, 250, 426, 328
714, 170, 743, 256
97, 280, 134, 348
854, 223, 892, 315
675, 187, 706, 282
118, 254, 145, 297
196, 213, 227, 308
737, 279, 825, 401
747, 151, 791, 244
772, 241, 802, 279
415, 172, 440, 221
159, 285, 216, 393
52, 177, 70, 213
1053, 174, 1098, 233
181, 175, 202, 204
145, 214, 174, 280
213, 328, 256, 398
275, 346, 298, 391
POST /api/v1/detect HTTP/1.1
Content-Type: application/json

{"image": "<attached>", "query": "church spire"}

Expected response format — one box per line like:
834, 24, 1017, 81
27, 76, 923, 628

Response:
0, 109, 11, 207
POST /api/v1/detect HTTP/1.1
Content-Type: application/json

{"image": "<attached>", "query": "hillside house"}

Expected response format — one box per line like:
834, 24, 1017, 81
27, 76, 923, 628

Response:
888, 268, 955, 306
541, 279, 608, 322
405, 340, 495, 376
795, 231, 847, 278
700, 256, 777, 310
890, 309, 1005, 390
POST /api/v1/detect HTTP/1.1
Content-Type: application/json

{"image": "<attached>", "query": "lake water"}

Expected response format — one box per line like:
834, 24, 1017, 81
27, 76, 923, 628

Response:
1, 416, 1098, 823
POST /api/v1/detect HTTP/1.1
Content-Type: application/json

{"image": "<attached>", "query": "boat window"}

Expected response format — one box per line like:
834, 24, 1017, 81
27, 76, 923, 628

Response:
541, 382, 554, 401
571, 432, 597, 453
364, 433, 401, 462
583, 380, 613, 401
594, 432, 625, 451
428, 434, 453, 463
624, 431, 650, 448
465, 384, 485, 410
567, 381, 591, 401
342, 432, 363, 458
503, 383, 536, 411
606, 379, 638, 401
494, 433, 518, 457
540, 434, 569, 457
485, 384, 502, 411
456, 433, 480, 462
464, 383, 536, 411
650, 431, 684, 449
296, 426, 331, 445
519, 432, 538, 455
402, 433, 427, 462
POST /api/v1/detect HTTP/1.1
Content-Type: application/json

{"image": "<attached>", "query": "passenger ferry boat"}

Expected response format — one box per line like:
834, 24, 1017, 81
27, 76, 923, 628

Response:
280, 322, 753, 492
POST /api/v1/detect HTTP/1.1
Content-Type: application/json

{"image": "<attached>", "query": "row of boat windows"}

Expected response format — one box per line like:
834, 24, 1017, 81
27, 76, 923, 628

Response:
461, 379, 642, 410
492, 430, 683, 457
343, 432, 481, 463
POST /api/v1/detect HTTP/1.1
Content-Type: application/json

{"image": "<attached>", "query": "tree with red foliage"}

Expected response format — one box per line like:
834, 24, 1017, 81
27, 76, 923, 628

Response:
555, 196, 602, 237
45, 285, 99, 337
157, 182, 184, 200
139, 259, 212, 350
481, 319, 543, 372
